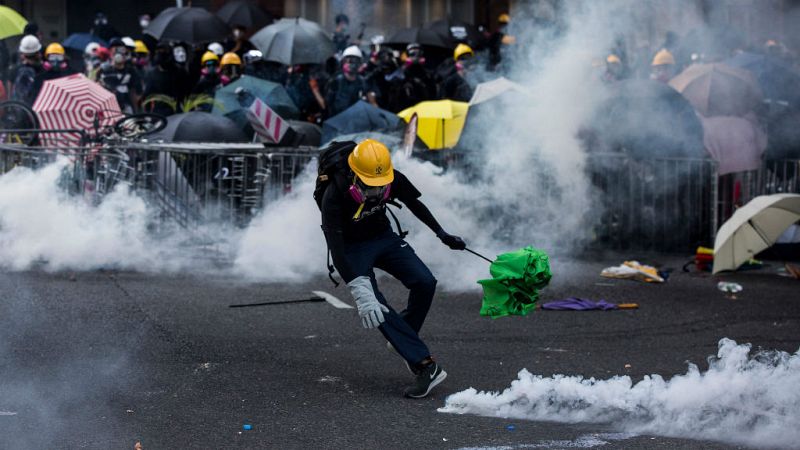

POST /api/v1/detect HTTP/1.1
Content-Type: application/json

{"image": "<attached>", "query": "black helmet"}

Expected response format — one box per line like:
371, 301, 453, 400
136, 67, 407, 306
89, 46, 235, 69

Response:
108, 37, 125, 49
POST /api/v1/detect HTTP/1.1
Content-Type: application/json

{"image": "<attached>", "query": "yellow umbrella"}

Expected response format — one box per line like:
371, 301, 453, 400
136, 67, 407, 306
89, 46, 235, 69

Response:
0, 6, 27, 40
398, 99, 468, 150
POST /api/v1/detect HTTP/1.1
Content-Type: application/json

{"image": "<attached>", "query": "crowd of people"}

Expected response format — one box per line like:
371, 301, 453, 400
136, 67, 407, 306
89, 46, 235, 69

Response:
0, 11, 517, 126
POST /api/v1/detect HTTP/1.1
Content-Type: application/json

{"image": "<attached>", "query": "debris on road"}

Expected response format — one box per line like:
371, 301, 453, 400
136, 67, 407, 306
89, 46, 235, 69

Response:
243, 424, 252, 430
478, 246, 552, 318
601, 261, 665, 283
134, 442, 142, 450
717, 282, 743, 298
541, 298, 639, 311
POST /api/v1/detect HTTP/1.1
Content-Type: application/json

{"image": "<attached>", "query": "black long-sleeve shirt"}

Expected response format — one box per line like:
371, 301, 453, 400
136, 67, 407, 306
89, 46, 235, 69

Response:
320, 170, 442, 282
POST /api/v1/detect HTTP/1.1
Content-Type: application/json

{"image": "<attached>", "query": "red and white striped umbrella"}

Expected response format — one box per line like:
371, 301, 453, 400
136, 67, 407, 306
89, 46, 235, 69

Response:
32, 73, 120, 146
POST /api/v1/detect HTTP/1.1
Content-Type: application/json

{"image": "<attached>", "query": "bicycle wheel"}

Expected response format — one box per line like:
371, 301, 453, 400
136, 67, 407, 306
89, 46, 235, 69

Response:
113, 113, 168, 139
0, 101, 39, 145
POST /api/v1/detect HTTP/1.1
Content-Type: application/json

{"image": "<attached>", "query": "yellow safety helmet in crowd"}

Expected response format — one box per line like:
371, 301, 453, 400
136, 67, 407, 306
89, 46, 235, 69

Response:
45, 43, 65, 56
348, 139, 394, 186
498, 13, 510, 24
652, 49, 675, 66
201, 51, 220, 65
221, 52, 242, 66
454, 43, 474, 61
134, 40, 149, 54
606, 54, 621, 64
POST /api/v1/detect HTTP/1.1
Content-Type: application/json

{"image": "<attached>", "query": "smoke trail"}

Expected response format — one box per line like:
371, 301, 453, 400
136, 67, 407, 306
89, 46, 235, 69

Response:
440, 339, 800, 449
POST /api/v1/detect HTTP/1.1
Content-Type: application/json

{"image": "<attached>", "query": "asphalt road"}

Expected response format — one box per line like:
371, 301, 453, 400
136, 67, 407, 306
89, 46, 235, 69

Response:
0, 254, 798, 449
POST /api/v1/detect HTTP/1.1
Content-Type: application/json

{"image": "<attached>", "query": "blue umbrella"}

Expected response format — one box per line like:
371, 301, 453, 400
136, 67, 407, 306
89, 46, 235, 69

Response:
62, 33, 107, 52
321, 101, 402, 144
213, 75, 299, 129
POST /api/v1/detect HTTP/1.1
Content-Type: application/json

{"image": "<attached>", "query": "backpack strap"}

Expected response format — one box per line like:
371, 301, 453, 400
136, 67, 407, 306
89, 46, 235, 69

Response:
385, 201, 408, 239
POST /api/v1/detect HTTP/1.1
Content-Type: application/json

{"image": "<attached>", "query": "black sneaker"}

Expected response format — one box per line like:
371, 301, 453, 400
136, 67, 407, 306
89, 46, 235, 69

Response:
403, 362, 447, 399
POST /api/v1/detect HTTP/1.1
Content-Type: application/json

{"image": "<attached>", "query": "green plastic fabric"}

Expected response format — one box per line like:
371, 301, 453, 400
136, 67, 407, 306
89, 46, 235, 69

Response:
477, 246, 552, 318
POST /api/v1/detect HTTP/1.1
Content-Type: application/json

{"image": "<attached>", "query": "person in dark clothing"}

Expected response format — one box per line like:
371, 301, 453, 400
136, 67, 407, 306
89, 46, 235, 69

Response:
192, 51, 223, 104
11, 35, 44, 105
487, 13, 512, 72
365, 48, 405, 112
91, 12, 120, 42
32, 43, 77, 95
441, 43, 474, 102
224, 26, 255, 57
286, 64, 326, 123
395, 43, 436, 111
243, 50, 286, 84
324, 45, 376, 117
332, 14, 350, 54
319, 139, 465, 398
142, 44, 190, 116
98, 38, 142, 113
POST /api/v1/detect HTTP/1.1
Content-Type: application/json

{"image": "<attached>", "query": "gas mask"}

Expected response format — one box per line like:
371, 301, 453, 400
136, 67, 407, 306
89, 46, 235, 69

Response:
342, 56, 361, 76
201, 62, 219, 76
44, 54, 67, 72
349, 176, 391, 220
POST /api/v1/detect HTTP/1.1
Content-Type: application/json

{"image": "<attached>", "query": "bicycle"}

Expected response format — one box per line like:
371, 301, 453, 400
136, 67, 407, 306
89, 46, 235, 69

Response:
83, 109, 168, 144
0, 100, 40, 145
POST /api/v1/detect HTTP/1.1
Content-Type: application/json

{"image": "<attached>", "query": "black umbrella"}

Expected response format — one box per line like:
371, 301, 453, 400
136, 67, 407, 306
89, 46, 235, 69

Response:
149, 112, 248, 143
321, 101, 402, 144
384, 27, 452, 49
250, 18, 334, 65
145, 7, 231, 44
216, 0, 273, 30
279, 120, 322, 147
590, 79, 704, 158
424, 18, 483, 48
725, 52, 800, 105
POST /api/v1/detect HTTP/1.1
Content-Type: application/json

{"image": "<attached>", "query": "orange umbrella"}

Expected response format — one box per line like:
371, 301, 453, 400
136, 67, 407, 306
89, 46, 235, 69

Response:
669, 63, 762, 117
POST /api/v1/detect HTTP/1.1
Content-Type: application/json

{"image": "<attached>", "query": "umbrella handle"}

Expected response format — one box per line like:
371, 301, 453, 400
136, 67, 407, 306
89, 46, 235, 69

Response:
465, 247, 493, 264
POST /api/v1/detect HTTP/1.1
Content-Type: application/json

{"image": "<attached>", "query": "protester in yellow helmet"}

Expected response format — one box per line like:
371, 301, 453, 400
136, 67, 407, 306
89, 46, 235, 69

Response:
133, 40, 150, 70
220, 52, 242, 85
651, 48, 675, 83
453, 43, 474, 62
443, 44, 474, 101
45, 43, 65, 56
316, 138, 465, 398
489, 13, 512, 70
603, 54, 624, 83
192, 51, 223, 103
34, 42, 76, 95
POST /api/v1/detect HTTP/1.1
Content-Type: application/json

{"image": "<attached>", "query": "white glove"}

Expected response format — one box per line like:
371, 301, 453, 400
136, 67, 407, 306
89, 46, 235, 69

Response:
347, 276, 390, 329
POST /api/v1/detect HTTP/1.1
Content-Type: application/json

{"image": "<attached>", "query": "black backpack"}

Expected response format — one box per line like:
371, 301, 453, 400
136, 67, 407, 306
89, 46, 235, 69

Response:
313, 140, 407, 286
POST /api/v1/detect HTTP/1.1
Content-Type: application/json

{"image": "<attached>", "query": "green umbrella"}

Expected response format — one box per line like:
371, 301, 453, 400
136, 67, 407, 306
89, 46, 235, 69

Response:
477, 246, 552, 319
212, 75, 299, 129
0, 6, 27, 40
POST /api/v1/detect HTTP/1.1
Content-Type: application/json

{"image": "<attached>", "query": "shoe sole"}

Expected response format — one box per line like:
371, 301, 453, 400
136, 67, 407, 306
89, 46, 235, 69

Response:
405, 370, 447, 399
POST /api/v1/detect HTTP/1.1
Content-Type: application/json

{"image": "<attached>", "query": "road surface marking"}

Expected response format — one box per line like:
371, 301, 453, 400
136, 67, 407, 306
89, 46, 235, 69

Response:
312, 290, 353, 309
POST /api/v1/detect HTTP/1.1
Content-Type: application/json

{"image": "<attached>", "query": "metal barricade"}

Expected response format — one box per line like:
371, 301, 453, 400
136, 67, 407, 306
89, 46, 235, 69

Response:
717, 159, 800, 227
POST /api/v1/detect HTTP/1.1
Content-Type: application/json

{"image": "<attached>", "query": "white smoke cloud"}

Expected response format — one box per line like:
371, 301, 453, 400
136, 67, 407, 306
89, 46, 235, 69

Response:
439, 338, 800, 449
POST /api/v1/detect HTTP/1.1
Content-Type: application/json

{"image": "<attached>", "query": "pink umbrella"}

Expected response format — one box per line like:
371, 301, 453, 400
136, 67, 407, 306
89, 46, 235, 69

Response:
32, 73, 120, 146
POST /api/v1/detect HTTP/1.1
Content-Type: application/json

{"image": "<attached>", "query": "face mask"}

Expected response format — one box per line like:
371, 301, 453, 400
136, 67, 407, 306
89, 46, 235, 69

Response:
173, 47, 187, 63
113, 53, 125, 65
140, 19, 150, 29
233, 29, 243, 39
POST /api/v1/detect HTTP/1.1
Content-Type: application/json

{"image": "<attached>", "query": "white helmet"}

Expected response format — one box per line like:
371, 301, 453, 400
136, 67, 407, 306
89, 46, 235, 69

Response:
243, 49, 263, 64
208, 42, 224, 56
342, 45, 363, 59
84, 42, 101, 56
19, 35, 42, 54
121, 36, 136, 49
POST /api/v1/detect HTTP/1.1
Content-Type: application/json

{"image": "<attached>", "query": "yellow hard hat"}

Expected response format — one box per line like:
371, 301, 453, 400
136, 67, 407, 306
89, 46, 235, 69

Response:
45, 43, 65, 56
221, 52, 242, 66
606, 54, 621, 64
498, 13, 510, 24
454, 43, 474, 61
652, 49, 675, 66
201, 51, 220, 65
348, 139, 394, 186
134, 40, 149, 54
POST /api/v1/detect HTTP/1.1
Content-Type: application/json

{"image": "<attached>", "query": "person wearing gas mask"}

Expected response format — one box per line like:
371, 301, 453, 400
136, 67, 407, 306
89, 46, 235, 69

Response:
318, 138, 465, 398
133, 40, 150, 73
220, 52, 242, 86
226, 26, 254, 57
33, 43, 76, 95
396, 43, 436, 111
99, 38, 142, 113
365, 48, 404, 112
90, 12, 119, 42
143, 43, 189, 116
11, 35, 43, 105
243, 50, 286, 84
650, 49, 676, 84
192, 51, 223, 107
324, 45, 377, 117
441, 43, 474, 102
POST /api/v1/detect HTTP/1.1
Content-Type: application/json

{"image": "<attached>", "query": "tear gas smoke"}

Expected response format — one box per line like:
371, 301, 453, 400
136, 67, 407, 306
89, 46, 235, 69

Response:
440, 338, 800, 449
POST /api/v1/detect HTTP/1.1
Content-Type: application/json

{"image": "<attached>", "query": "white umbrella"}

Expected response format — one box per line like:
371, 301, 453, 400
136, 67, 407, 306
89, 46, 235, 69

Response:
468, 77, 526, 106
713, 193, 800, 274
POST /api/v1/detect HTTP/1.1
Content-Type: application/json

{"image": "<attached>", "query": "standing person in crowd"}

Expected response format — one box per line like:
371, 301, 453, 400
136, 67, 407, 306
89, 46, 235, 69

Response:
192, 51, 223, 106
91, 13, 119, 42
396, 43, 436, 110
33, 43, 76, 94
487, 13, 512, 71
11, 36, 43, 105
220, 52, 243, 86
99, 38, 142, 113
226, 26, 255, 56
366, 48, 404, 112
324, 45, 376, 117
602, 54, 625, 83
243, 50, 286, 84
441, 44, 474, 102
286, 64, 326, 123
650, 49, 676, 84
142, 43, 190, 116
332, 14, 351, 54
133, 40, 151, 73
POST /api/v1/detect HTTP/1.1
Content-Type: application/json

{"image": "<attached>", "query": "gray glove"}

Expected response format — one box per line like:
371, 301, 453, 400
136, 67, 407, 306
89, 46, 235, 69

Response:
347, 276, 390, 329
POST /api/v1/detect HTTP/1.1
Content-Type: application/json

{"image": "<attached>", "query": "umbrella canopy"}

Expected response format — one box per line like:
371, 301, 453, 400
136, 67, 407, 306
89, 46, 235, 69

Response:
213, 75, 299, 129
280, 120, 321, 146
250, 17, 334, 65
322, 131, 403, 149
149, 112, 248, 143
724, 52, 800, 104
469, 77, 526, 106
145, 7, 230, 44
216, 0, 273, 30
699, 114, 767, 176
669, 63, 762, 117
32, 73, 120, 146
424, 17, 483, 48
713, 193, 800, 274
477, 247, 552, 319
398, 100, 468, 149
590, 79, 704, 158
0, 6, 26, 40
384, 27, 452, 49
321, 100, 402, 144
62, 33, 108, 52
